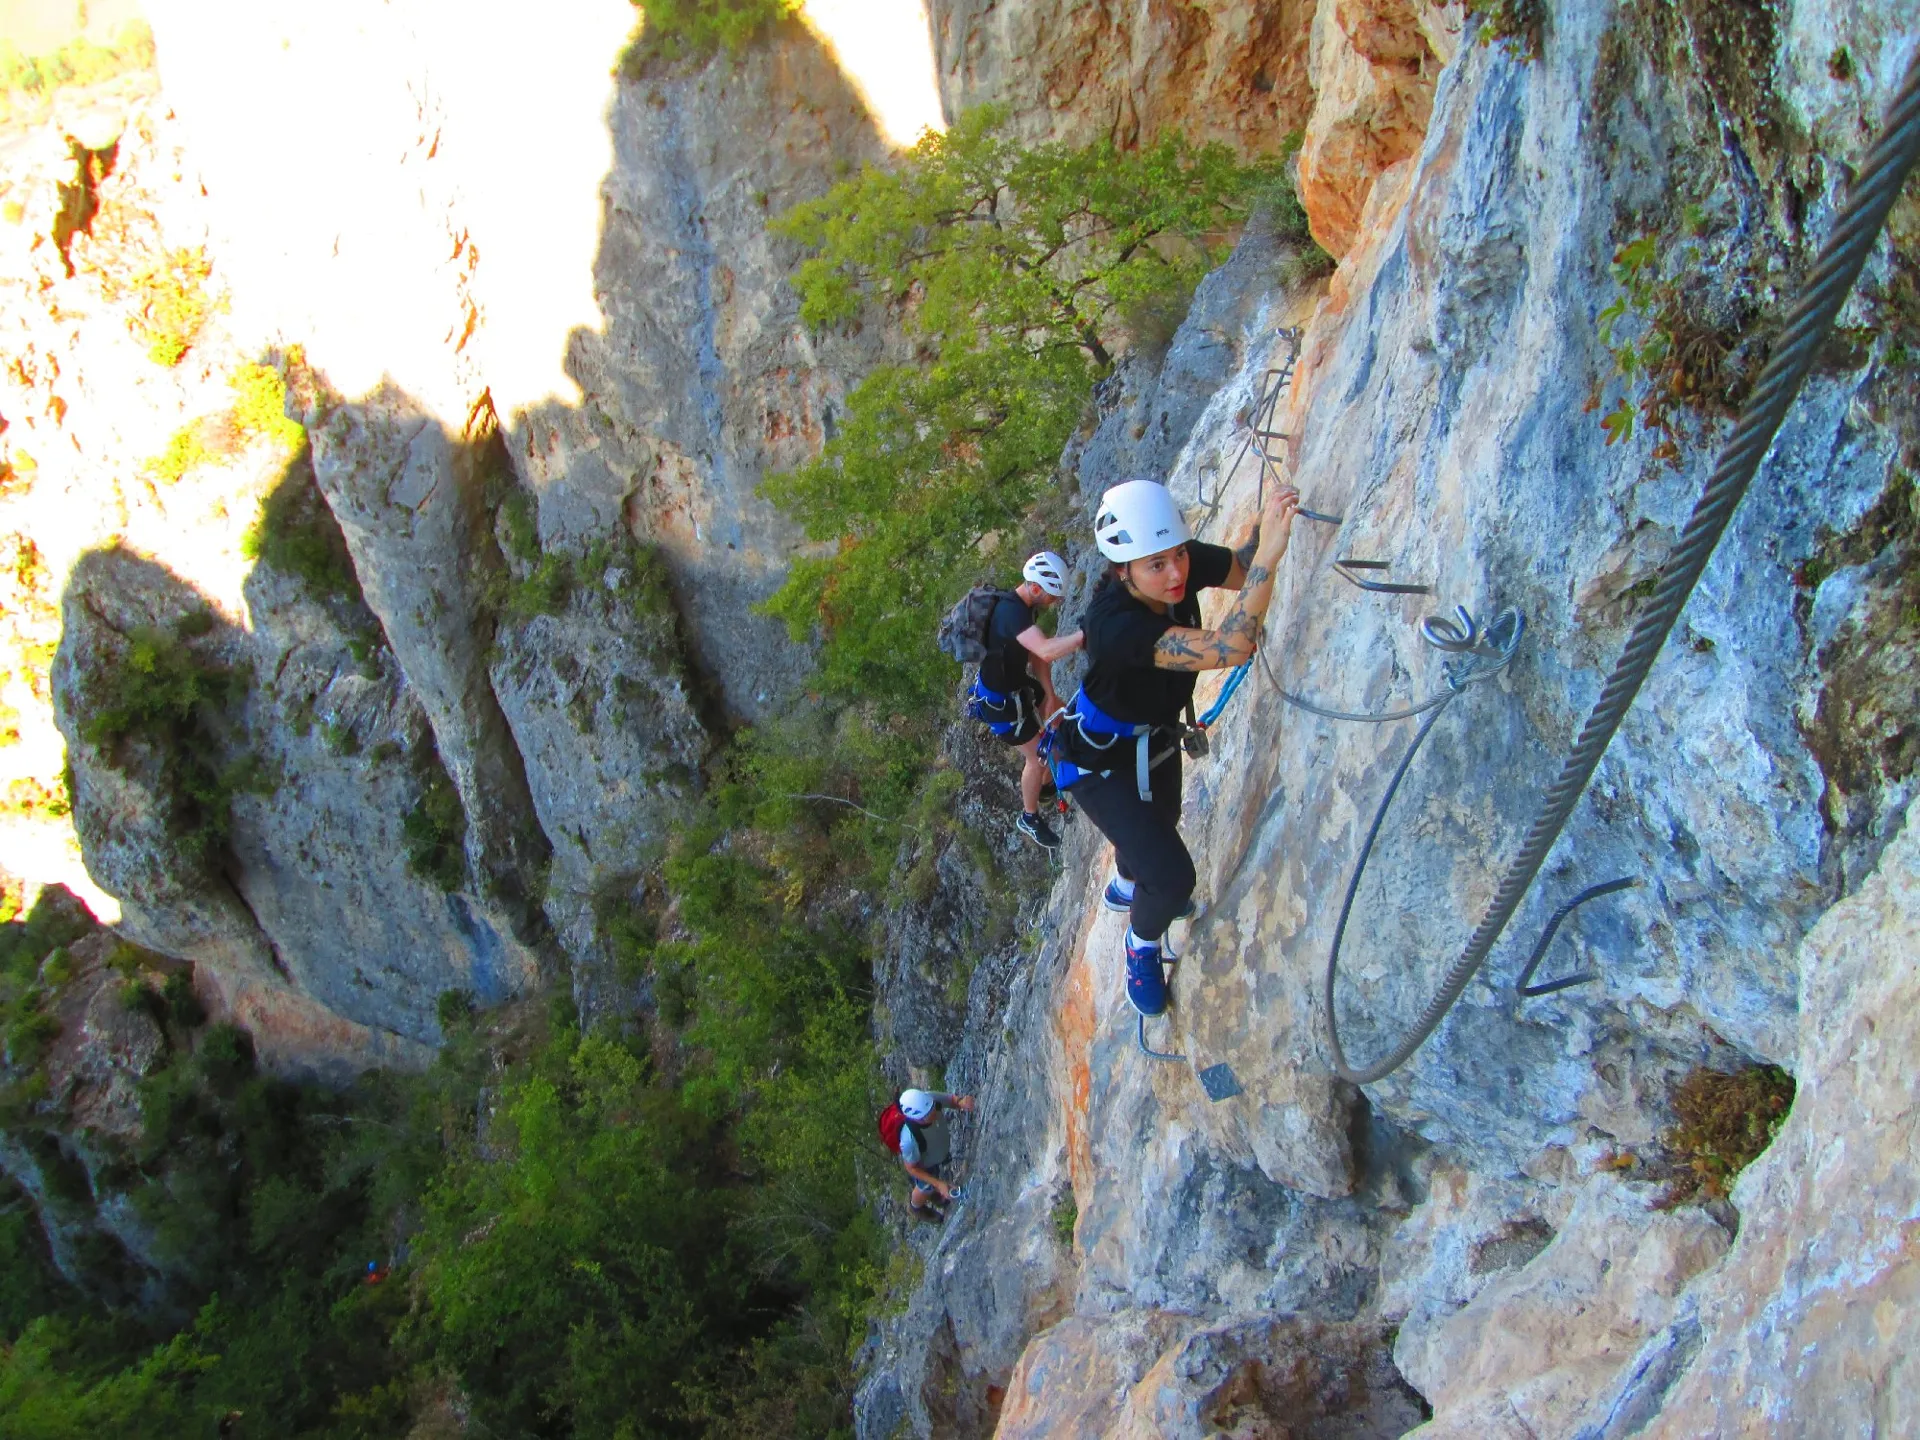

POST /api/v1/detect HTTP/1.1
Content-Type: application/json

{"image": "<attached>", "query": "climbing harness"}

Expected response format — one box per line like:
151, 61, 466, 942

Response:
1041, 690, 1181, 802
966, 675, 1032, 737
1133, 55, 1920, 1081
1135, 606, 1530, 1072
1125, 52, 1920, 1078
1321, 53, 1920, 1085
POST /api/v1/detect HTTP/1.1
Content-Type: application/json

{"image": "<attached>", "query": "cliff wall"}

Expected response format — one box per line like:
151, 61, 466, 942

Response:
856, 0, 1920, 1433
0, 0, 1915, 1432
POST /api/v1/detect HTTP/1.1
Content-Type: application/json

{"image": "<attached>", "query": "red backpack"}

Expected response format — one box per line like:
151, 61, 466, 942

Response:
877, 1102, 924, 1155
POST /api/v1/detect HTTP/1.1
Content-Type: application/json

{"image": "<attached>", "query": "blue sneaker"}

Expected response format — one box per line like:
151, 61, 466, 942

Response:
1102, 877, 1135, 912
1125, 929, 1168, 1016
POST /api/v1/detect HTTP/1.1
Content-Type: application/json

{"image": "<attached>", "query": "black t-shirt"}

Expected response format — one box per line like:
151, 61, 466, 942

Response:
1081, 542, 1235, 725
978, 594, 1038, 695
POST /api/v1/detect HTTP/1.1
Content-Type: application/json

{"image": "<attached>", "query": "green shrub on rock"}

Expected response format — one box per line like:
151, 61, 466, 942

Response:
764, 107, 1288, 708
76, 619, 259, 866
619, 0, 800, 67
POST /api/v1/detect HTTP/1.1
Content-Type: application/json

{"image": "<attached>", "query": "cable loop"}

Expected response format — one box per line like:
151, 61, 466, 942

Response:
1322, 52, 1920, 1085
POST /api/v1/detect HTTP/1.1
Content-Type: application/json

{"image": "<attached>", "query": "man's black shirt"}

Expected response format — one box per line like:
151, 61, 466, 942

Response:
979, 593, 1039, 696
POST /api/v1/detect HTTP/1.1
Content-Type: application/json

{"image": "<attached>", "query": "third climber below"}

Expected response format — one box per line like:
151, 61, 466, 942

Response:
1061, 478, 1299, 1015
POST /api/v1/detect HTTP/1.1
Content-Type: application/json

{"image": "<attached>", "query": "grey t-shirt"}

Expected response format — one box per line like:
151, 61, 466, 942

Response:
899, 1107, 952, 1170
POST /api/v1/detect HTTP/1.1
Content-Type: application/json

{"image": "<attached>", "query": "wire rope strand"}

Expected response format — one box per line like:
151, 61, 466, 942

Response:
1324, 53, 1920, 1085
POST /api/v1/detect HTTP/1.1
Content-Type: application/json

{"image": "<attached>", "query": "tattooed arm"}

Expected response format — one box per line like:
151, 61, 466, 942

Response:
1222, 530, 1260, 589
1222, 436, 1298, 588
1153, 489, 1300, 672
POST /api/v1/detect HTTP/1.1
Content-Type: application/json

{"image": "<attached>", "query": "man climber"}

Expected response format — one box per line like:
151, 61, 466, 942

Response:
972, 551, 1083, 850
887, 1088, 976, 1219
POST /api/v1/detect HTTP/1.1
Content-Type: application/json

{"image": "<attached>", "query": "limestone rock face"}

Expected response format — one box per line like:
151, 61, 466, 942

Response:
306, 392, 552, 938
514, 25, 901, 720
995, 1312, 1427, 1438
38, 932, 171, 1145
1619, 815, 1920, 1438
52, 547, 291, 996
928, 0, 1319, 153
486, 566, 710, 1019
861, 2, 1919, 1434
1395, 1176, 1729, 1437
52, 523, 503, 1074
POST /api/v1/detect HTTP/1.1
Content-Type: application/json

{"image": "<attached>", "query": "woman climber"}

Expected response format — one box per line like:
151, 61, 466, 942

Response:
1051, 478, 1299, 1016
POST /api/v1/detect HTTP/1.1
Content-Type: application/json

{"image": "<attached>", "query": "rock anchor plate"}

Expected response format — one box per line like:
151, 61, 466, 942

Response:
1197, 1062, 1242, 1102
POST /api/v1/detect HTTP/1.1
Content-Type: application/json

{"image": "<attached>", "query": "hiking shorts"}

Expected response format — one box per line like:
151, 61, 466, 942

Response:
980, 681, 1043, 747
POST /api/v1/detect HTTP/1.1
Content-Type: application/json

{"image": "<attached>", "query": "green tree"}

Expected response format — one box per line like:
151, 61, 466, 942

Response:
762, 108, 1287, 707
410, 1023, 746, 1437
621, 0, 800, 66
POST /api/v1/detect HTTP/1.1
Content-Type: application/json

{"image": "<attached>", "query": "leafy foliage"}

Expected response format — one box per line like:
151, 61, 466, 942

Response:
0, 22, 155, 126
620, 0, 800, 67
124, 248, 215, 368
75, 613, 259, 866
0, 107, 1290, 1440
147, 364, 305, 487
1594, 232, 1763, 460
400, 737, 467, 893
1468, 0, 1544, 59
241, 467, 362, 607
0, 881, 886, 1438
229, 365, 306, 452
763, 108, 1286, 708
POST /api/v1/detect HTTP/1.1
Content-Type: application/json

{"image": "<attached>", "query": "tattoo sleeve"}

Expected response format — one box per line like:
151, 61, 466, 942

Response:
1151, 561, 1273, 672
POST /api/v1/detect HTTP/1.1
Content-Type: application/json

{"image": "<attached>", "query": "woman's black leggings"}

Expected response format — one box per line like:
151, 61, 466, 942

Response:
1071, 748, 1193, 942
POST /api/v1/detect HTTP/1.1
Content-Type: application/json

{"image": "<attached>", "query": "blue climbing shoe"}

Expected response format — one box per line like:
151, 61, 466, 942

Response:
1124, 929, 1168, 1016
1102, 876, 1136, 912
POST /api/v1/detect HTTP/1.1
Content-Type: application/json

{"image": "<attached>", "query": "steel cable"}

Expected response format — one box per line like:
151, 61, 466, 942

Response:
1324, 53, 1920, 1084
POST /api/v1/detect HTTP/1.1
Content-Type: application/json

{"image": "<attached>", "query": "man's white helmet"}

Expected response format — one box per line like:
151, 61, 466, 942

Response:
1021, 550, 1067, 597
899, 1089, 937, 1121
1094, 481, 1192, 563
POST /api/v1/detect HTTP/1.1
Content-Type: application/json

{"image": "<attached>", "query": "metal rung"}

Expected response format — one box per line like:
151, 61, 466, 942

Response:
1515, 877, 1639, 997
1333, 558, 1432, 595
1137, 1013, 1186, 1063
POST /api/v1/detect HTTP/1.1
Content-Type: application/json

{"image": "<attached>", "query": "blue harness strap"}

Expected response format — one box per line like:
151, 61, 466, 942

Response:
1042, 689, 1179, 801
967, 676, 1028, 736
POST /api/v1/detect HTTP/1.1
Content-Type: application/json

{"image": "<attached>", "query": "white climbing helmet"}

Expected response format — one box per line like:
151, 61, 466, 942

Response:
1094, 480, 1192, 563
899, 1089, 937, 1122
1021, 550, 1067, 597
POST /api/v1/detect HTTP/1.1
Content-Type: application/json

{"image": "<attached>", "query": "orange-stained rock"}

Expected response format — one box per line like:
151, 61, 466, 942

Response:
931, 0, 1320, 155
995, 1311, 1426, 1439
1296, 0, 1462, 257
1052, 905, 1100, 1207
200, 962, 435, 1083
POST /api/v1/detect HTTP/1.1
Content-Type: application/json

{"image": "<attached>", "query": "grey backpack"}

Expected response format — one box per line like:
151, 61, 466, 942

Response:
937, 586, 1015, 664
